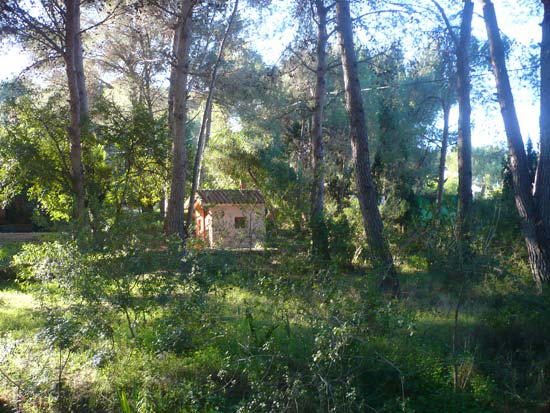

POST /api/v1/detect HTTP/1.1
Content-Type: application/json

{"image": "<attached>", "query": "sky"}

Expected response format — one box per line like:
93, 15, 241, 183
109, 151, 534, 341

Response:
468, 1, 541, 148
0, 42, 31, 80
244, 0, 542, 149
0, 0, 542, 149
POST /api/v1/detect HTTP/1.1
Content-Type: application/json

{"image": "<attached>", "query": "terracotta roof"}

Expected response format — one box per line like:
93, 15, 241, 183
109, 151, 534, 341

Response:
197, 190, 264, 205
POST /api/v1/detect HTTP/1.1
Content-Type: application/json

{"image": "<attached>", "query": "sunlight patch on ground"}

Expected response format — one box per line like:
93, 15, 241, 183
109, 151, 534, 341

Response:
0, 289, 40, 333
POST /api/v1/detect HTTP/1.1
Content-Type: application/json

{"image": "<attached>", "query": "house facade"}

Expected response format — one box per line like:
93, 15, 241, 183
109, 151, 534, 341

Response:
191, 190, 266, 248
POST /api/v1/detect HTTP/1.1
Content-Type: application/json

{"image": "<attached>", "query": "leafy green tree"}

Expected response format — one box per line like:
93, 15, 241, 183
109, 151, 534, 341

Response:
93, 98, 170, 216
0, 95, 73, 221
471, 146, 507, 197
205, 129, 301, 235
366, 47, 441, 234
0, 0, 91, 220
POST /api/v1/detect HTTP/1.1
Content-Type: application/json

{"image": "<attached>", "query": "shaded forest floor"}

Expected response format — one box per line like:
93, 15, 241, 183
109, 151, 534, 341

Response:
0, 238, 550, 412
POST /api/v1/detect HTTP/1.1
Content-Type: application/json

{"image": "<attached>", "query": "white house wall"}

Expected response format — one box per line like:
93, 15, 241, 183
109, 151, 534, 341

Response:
209, 204, 266, 248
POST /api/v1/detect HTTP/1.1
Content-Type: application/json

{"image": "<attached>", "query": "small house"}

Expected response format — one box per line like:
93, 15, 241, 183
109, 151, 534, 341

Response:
191, 190, 266, 248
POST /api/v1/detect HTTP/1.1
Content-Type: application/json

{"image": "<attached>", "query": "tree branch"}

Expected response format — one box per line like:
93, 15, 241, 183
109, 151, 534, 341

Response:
288, 47, 316, 73
431, 0, 459, 48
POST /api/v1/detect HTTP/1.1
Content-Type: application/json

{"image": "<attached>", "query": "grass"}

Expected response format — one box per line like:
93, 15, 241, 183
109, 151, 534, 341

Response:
0, 239, 549, 412
0, 287, 41, 334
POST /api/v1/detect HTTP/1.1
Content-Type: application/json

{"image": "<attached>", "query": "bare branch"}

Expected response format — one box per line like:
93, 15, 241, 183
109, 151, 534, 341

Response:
80, 1, 124, 35
15, 55, 61, 81
288, 47, 316, 73
431, 0, 459, 48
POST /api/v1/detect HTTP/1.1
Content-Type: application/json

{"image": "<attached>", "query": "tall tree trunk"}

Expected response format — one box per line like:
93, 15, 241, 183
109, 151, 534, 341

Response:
167, 29, 179, 144
335, 0, 398, 293
310, 0, 330, 259
456, 0, 473, 246
536, 0, 550, 240
159, 192, 166, 218
75, 34, 89, 121
436, 98, 451, 214
164, 0, 195, 240
185, 0, 239, 237
74, 16, 101, 233
64, 0, 86, 222
299, 118, 307, 169
483, 0, 550, 291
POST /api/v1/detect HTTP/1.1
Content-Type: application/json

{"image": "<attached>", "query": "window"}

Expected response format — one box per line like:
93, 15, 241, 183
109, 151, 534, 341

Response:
234, 216, 246, 229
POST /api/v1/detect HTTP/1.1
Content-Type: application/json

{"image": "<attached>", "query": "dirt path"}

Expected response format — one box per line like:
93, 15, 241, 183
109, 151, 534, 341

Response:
0, 233, 47, 244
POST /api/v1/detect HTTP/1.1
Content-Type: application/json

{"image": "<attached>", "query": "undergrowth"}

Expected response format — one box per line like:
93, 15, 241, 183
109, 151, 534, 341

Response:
0, 221, 549, 412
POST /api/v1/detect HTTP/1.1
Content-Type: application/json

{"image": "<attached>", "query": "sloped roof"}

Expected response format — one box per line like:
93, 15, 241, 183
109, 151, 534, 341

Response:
197, 190, 264, 205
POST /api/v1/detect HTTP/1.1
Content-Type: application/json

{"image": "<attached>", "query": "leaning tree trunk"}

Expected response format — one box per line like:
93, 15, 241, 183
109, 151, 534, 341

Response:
64, 0, 86, 222
185, 0, 239, 238
310, 0, 330, 259
536, 0, 550, 241
456, 0, 473, 246
164, 0, 194, 240
335, 0, 398, 293
483, 0, 550, 292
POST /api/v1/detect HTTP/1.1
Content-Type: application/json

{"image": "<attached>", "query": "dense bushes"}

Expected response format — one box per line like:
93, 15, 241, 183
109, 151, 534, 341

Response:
0, 205, 548, 412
